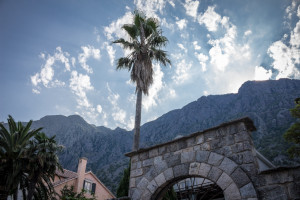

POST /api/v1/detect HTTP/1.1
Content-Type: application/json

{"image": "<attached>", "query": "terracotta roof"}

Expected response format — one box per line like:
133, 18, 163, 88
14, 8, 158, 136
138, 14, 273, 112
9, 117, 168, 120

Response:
53, 169, 78, 186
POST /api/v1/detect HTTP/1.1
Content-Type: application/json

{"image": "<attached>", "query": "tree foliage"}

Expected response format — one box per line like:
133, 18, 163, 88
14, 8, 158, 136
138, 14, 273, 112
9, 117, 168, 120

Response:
0, 115, 62, 200
284, 98, 300, 158
60, 185, 96, 200
116, 163, 130, 198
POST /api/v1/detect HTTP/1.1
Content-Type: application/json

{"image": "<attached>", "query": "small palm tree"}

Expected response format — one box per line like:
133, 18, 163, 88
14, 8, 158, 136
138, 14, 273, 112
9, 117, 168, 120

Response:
113, 10, 171, 151
0, 115, 42, 200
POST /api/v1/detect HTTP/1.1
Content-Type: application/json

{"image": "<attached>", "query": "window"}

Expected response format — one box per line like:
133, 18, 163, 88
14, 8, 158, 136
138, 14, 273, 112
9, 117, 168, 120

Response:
83, 180, 96, 194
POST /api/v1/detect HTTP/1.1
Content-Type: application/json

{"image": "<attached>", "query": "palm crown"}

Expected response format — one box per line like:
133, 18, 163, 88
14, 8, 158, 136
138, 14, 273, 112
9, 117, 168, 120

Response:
113, 10, 171, 95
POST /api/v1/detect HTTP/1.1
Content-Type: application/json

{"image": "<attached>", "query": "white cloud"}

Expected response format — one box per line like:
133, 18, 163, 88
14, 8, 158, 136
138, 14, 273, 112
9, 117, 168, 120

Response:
31, 47, 70, 92
106, 44, 116, 66
176, 19, 187, 30
69, 70, 94, 108
193, 41, 201, 50
254, 66, 272, 80
169, 88, 176, 98
143, 64, 165, 111
96, 105, 102, 113
32, 89, 40, 94
285, 0, 297, 20
268, 40, 300, 79
134, 0, 166, 18
168, 0, 175, 8
290, 11, 300, 47
71, 57, 76, 67
198, 6, 221, 32
177, 43, 187, 53
244, 30, 252, 36
172, 59, 192, 84
78, 45, 101, 73
104, 11, 133, 41
184, 0, 199, 20
195, 52, 208, 71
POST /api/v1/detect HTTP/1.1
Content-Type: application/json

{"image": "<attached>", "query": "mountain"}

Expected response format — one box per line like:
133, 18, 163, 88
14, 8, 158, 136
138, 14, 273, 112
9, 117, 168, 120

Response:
26, 78, 300, 193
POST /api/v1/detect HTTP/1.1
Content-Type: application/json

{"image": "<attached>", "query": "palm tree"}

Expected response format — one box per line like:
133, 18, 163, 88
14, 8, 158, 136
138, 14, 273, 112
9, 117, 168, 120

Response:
113, 10, 171, 151
0, 115, 42, 200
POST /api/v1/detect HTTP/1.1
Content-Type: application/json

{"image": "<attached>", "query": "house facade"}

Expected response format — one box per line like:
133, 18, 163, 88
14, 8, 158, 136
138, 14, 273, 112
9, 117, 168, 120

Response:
53, 157, 115, 200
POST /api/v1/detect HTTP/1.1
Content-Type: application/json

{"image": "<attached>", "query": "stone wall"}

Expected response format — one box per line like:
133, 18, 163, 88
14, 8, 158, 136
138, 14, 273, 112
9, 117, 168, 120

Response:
126, 118, 260, 200
257, 166, 300, 200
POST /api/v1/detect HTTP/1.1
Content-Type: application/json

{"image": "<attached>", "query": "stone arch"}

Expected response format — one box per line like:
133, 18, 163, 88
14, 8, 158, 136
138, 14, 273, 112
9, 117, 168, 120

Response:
132, 151, 257, 200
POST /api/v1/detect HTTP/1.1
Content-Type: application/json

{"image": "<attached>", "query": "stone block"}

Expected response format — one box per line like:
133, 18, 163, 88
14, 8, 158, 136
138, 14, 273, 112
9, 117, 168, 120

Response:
189, 162, 201, 175
258, 185, 288, 200
141, 189, 152, 199
231, 167, 251, 188
131, 189, 141, 200
224, 134, 235, 146
243, 141, 252, 150
187, 137, 195, 147
149, 148, 158, 158
193, 145, 201, 151
237, 122, 247, 132
163, 168, 174, 181
137, 177, 149, 189
182, 147, 193, 153
131, 168, 143, 177
173, 163, 189, 177
207, 166, 222, 182
154, 156, 168, 174
219, 157, 238, 175
168, 143, 178, 152
204, 130, 216, 141
166, 153, 181, 168
131, 162, 137, 170
210, 138, 221, 149
230, 154, 243, 165
240, 183, 257, 198
224, 183, 241, 200
143, 158, 154, 167
155, 172, 166, 187
235, 131, 250, 143
287, 182, 300, 199
131, 155, 139, 163
177, 140, 187, 149
195, 151, 210, 163
181, 151, 195, 163
143, 167, 158, 182
130, 178, 136, 188
231, 143, 244, 153
201, 142, 211, 151
198, 163, 211, 177
174, 149, 183, 155
196, 134, 204, 144
216, 128, 226, 137
159, 146, 167, 155
208, 152, 224, 166
139, 152, 149, 161
147, 179, 158, 194
217, 172, 233, 190
241, 163, 258, 180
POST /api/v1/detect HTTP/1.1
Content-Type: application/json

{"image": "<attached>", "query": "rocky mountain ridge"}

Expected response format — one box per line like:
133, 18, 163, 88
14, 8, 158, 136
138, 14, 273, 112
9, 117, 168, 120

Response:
24, 78, 300, 192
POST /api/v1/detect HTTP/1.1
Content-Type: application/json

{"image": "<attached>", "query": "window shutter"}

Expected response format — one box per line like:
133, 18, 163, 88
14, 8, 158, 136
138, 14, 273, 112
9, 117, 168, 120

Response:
91, 183, 96, 194
83, 180, 86, 189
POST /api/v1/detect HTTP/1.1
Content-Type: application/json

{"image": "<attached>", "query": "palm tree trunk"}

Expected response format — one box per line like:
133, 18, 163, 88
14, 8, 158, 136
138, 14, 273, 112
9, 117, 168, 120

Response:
133, 89, 142, 151
26, 175, 38, 200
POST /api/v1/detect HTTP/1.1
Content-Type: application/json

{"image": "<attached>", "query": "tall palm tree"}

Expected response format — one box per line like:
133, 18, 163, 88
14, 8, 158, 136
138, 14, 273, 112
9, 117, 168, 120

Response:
113, 10, 171, 151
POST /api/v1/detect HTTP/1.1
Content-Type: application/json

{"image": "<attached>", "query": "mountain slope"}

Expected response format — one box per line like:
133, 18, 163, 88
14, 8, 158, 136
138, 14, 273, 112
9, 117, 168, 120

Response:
26, 78, 300, 193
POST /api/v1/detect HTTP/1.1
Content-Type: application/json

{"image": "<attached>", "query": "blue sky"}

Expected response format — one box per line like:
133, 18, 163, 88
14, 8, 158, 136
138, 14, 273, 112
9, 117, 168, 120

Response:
0, 0, 299, 129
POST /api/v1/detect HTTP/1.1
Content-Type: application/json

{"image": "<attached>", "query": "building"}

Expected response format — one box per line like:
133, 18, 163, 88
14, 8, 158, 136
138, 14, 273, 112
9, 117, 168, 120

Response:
53, 157, 115, 200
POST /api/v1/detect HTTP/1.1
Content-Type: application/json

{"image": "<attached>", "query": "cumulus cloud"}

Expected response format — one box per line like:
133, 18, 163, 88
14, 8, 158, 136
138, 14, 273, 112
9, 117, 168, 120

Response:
78, 45, 101, 73
244, 30, 252, 36
134, 0, 166, 18
254, 66, 272, 80
268, 5, 300, 80
198, 6, 221, 32
30, 47, 70, 92
193, 41, 201, 50
195, 52, 208, 71
177, 43, 187, 53
69, 70, 94, 108
143, 64, 165, 111
106, 44, 116, 66
172, 59, 192, 84
96, 105, 102, 113
184, 0, 199, 20
176, 19, 187, 30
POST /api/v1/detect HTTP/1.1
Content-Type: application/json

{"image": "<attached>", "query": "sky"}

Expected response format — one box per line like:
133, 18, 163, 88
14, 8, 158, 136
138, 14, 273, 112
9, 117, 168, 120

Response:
0, 0, 299, 130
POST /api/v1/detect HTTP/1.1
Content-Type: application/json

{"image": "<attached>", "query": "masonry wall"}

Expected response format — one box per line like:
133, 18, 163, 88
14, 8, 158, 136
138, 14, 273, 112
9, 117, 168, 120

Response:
127, 118, 261, 200
257, 167, 300, 200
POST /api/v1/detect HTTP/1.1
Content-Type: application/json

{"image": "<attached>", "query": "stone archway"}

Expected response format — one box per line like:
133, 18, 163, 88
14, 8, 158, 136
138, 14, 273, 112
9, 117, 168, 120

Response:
126, 118, 259, 200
